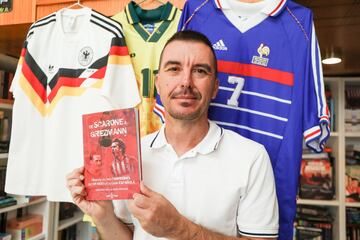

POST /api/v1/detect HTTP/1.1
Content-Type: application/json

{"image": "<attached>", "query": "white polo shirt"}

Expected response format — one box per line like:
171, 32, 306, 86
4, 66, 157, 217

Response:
113, 121, 278, 239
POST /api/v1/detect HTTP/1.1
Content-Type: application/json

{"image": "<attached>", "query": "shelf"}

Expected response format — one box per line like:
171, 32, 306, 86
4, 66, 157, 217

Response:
0, 197, 47, 214
330, 132, 339, 137
297, 199, 340, 206
29, 233, 46, 240
57, 211, 83, 231
0, 153, 8, 159
0, 99, 13, 109
345, 132, 360, 138
345, 202, 360, 208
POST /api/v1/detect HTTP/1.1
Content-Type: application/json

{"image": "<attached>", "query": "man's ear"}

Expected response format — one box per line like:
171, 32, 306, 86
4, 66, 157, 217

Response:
155, 74, 160, 95
212, 77, 219, 99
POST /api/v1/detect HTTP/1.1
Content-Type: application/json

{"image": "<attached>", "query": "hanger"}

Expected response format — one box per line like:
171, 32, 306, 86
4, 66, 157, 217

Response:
66, 0, 86, 9
134, 0, 165, 7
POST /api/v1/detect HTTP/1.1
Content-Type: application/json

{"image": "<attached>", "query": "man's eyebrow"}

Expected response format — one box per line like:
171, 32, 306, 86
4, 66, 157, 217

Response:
194, 64, 212, 73
163, 61, 181, 68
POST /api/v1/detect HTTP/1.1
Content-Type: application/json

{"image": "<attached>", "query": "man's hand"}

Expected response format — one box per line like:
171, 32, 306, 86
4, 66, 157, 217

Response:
66, 167, 133, 240
66, 167, 113, 223
127, 182, 185, 238
128, 182, 276, 240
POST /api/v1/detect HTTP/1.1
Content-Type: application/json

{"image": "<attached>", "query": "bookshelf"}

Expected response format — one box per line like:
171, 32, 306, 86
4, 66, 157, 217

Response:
0, 197, 47, 214
0, 101, 55, 240
296, 77, 360, 239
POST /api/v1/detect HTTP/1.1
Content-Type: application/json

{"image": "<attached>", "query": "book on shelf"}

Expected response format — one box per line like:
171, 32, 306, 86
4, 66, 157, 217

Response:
58, 224, 76, 240
7, 214, 43, 240
295, 205, 333, 240
345, 85, 360, 133
59, 202, 79, 221
346, 208, 360, 240
299, 155, 334, 200
346, 164, 360, 202
0, 232, 11, 240
82, 108, 142, 200
325, 84, 336, 132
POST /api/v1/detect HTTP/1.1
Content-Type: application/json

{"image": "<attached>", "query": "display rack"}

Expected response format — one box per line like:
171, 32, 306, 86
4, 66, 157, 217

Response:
297, 77, 360, 239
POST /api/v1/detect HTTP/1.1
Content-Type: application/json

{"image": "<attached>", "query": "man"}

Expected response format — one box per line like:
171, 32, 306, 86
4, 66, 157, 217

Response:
86, 154, 103, 178
111, 138, 136, 176
67, 30, 278, 239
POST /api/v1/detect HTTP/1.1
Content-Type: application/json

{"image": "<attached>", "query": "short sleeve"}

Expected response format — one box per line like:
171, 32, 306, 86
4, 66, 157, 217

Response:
102, 37, 141, 109
303, 20, 330, 153
113, 200, 133, 226
237, 146, 279, 238
178, 0, 191, 31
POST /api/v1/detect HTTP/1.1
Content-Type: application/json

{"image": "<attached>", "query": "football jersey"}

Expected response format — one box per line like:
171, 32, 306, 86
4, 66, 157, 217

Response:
154, 0, 330, 239
112, 2, 181, 136
5, 7, 140, 202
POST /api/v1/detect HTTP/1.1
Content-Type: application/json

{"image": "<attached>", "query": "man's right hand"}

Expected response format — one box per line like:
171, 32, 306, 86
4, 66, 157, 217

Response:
66, 167, 134, 240
66, 167, 114, 223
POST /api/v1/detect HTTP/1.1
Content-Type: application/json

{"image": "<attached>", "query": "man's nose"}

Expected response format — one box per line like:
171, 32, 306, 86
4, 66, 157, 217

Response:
181, 69, 193, 88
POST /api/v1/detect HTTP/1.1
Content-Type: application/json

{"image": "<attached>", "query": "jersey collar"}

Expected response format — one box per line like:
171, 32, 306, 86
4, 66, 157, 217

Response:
150, 121, 224, 155
213, 0, 288, 17
125, 1, 176, 25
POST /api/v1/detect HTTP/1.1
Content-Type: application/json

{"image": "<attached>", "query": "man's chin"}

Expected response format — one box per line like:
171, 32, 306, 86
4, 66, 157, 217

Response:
168, 110, 201, 121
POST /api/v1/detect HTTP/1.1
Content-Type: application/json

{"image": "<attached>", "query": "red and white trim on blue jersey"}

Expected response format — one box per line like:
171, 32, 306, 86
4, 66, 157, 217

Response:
304, 115, 330, 152
154, 103, 165, 123
213, 0, 288, 17
303, 23, 330, 153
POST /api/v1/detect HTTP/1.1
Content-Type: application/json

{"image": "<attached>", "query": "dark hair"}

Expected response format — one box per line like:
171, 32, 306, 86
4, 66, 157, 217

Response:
159, 30, 218, 77
112, 138, 126, 154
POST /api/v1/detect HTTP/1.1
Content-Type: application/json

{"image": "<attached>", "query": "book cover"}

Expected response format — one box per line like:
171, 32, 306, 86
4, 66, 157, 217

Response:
299, 158, 334, 200
82, 108, 142, 200
345, 165, 360, 202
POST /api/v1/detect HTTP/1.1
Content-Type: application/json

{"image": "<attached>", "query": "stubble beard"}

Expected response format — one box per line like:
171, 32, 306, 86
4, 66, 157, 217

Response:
166, 87, 206, 121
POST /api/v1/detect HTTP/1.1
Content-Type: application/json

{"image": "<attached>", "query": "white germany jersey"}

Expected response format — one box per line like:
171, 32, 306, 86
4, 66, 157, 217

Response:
5, 7, 140, 202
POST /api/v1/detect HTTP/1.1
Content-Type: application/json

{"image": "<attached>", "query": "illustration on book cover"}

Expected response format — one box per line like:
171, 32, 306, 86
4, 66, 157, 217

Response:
82, 108, 142, 200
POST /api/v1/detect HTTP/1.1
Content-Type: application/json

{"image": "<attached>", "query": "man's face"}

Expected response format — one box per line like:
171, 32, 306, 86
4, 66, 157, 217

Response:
92, 154, 102, 167
111, 142, 123, 157
156, 40, 218, 121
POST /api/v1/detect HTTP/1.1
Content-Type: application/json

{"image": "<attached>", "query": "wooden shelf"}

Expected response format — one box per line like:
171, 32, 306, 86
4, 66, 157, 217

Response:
0, 99, 13, 109
29, 233, 46, 240
345, 202, 360, 208
0, 197, 46, 214
57, 211, 83, 231
330, 132, 339, 137
345, 132, 360, 138
297, 199, 340, 206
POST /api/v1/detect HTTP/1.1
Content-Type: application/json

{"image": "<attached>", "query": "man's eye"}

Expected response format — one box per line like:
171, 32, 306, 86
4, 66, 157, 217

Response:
193, 68, 209, 76
167, 66, 179, 72
195, 69, 206, 74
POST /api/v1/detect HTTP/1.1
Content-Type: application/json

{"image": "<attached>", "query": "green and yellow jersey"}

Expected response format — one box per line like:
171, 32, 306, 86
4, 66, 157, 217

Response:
113, 2, 181, 136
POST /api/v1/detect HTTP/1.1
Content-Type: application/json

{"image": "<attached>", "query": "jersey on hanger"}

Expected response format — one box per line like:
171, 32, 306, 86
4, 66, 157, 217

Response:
112, 2, 181, 136
154, 0, 330, 238
5, 7, 140, 202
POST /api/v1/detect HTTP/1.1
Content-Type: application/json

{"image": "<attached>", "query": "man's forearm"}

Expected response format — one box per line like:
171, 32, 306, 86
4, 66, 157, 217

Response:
171, 216, 276, 240
94, 214, 133, 240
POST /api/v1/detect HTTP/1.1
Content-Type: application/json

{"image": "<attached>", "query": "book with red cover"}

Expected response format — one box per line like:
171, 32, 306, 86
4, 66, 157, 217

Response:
82, 108, 142, 200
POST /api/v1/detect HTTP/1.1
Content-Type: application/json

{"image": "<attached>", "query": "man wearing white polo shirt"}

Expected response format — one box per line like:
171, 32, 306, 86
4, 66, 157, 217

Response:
67, 30, 279, 239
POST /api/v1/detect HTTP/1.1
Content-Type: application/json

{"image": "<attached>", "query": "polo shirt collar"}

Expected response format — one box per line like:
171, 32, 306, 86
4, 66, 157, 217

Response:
150, 121, 224, 155
213, 0, 288, 17
125, 1, 176, 24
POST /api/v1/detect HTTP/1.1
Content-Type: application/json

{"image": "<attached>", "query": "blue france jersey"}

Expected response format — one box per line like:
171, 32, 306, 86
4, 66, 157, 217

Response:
154, 0, 330, 239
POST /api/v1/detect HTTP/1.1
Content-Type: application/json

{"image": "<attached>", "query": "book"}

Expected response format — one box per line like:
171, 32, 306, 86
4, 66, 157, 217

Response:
346, 165, 360, 202
82, 108, 142, 200
299, 158, 334, 200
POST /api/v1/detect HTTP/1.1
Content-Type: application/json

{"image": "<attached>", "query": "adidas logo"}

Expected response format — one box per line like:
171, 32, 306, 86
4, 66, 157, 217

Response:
212, 39, 228, 51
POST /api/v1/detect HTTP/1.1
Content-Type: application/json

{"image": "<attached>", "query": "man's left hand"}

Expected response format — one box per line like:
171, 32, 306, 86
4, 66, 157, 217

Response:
127, 182, 185, 238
